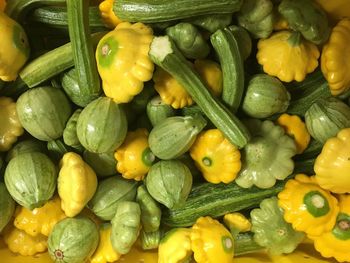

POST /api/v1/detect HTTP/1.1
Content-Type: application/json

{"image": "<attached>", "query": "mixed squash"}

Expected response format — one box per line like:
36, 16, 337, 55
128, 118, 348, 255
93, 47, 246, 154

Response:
0, 0, 350, 263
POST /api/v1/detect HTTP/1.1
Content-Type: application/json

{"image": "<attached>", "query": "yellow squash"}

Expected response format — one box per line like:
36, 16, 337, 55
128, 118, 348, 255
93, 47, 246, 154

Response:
14, 195, 66, 237
191, 216, 234, 263
310, 194, 350, 263
276, 113, 311, 154
114, 128, 154, 181
99, 0, 122, 28
58, 152, 98, 217
158, 228, 193, 263
91, 224, 121, 263
0, 0, 5, 11
96, 22, 154, 104
189, 129, 241, 184
3, 225, 47, 256
153, 59, 223, 109
224, 212, 252, 234
257, 30, 319, 82
0, 11, 30, 81
321, 18, 350, 96
278, 174, 339, 237
314, 128, 350, 193
0, 97, 24, 152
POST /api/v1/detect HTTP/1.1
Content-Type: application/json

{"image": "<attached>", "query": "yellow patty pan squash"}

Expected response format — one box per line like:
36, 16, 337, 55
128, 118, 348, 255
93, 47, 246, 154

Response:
114, 128, 155, 181
14, 195, 66, 237
276, 113, 311, 154
96, 22, 154, 104
257, 30, 319, 82
3, 224, 47, 256
314, 128, 350, 194
191, 216, 234, 263
58, 152, 98, 217
153, 59, 223, 109
158, 228, 193, 263
0, 11, 30, 81
224, 212, 252, 236
99, 0, 122, 28
0, 96, 24, 152
91, 224, 121, 263
321, 18, 350, 96
278, 174, 339, 237
310, 194, 350, 263
190, 129, 241, 184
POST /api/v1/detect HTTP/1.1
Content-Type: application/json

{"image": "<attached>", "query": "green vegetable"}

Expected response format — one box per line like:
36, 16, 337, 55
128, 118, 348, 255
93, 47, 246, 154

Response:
210, 28, 244, 113
166, 22, 209, 59
148, 115, 206, 160
136, 185, 162, 233
227, 25, 252, 61
145, 160, 192, 209
88, 177, 138, 221
4, 152, 57, 210
63, 109, 83, 149
113, 0, 243, 23
294, 139, 323, 161
305, 97, 350, 143
162, 179, 285, 227
76, 97, 127, 153
235, 119, 296, 189
129, 84, 157, 115
187, 14, 232, 33
237, 0, 275, 39
83, 150, 117, 177
149, 35, 251, 149
5, 139, 46, 163
146, 96, 177, 127
111, 201, 141, 254
0, 182, 15, 232
278, 0, 330, 45
140, 229, 163, 250
48, 216, 99, 263
66, 0, 101, 106
16, 86, 72, 141
242, 74, 290, 118
47, 139, 78, 161
250, 197, 305, 255
234, 232, 263, 256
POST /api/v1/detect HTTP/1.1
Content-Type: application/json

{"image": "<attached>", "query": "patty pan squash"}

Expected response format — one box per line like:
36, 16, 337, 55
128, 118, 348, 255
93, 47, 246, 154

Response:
257, 30, 319, 82
96, 22, 154, 103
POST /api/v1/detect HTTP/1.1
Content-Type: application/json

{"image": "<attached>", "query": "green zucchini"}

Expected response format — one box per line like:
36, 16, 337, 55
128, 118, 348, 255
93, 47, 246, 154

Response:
149, 36, 250, 148
162, 179, 285, 227
5, 0, 65, 21
29, 6, 106, 30
16, 32, 105, 91
113, 0, 243, 23
67, 0, 102, 106
211, 28, 245, 113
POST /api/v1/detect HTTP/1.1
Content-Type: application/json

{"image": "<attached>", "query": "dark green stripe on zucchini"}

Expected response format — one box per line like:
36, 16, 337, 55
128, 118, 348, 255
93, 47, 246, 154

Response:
211, 28, 245, 113
149, 36, 250, 149
67, 0, 102, 106
113, 0, 243, 23
162, 179, 285, 227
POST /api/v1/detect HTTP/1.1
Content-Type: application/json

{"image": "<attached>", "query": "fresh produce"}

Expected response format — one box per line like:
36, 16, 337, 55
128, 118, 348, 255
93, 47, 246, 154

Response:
14, 195, 66, 237
314, 128, 350, 193
0, 96, 24, 151
145, 160, 193, 209
4, 152, 57, 210
235, 119, 296, 189
58, 152, 98, 217
223, 212, 252, 235
115, 128, 155, 181
5, 139, 46, 162
0, 11, 30, 81
48, 216, 99, 263
321, 18, 350, 96
250, 197, 305, 255
140, 229, 162, 250
187, 14, 232, 34
63, 109, 83, 150
99, 0, 122, 28
278, 174, 339, 236
83, 150, 117, 177
146, 96, 177, 126
189, 129, 241, 184
257, 30, 320, 82
110, 201, 141, 254
0, 182, 15, 232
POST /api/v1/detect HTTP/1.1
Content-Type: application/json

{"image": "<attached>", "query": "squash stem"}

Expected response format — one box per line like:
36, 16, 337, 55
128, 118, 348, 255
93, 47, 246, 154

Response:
234, 232, 264, 256
287, 31, 302, 47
